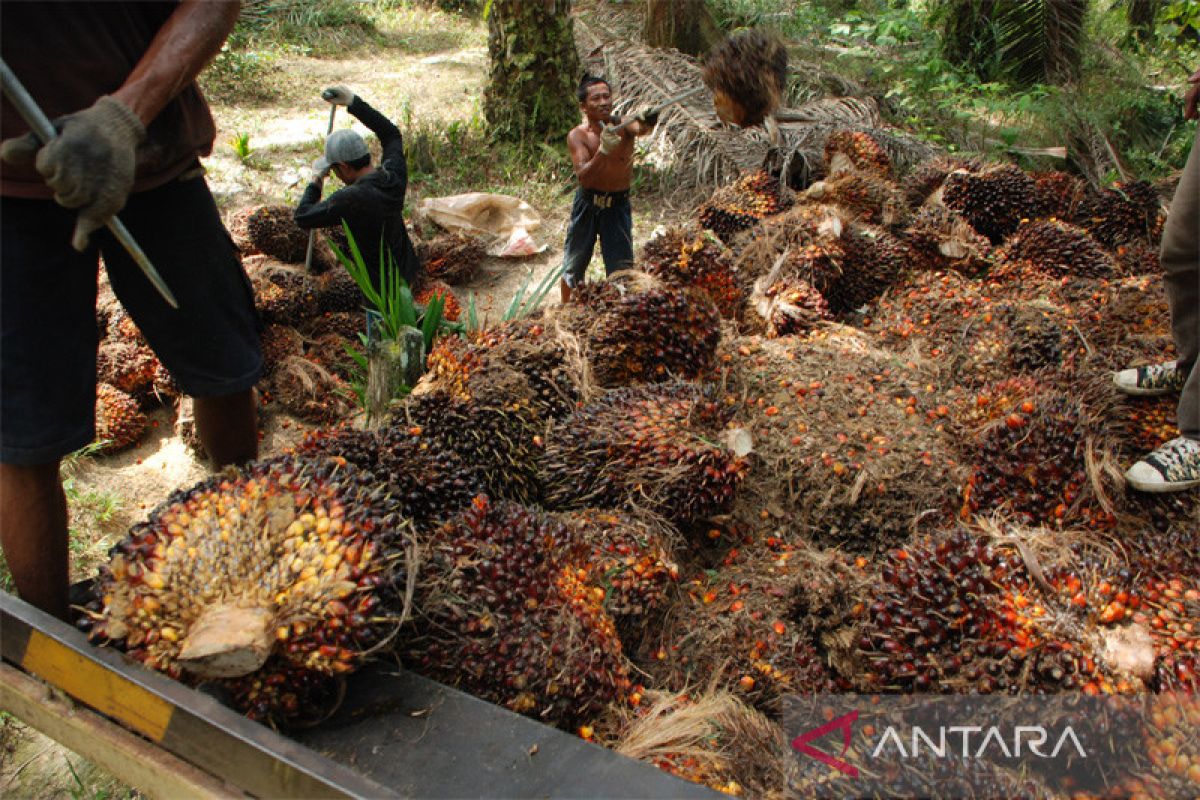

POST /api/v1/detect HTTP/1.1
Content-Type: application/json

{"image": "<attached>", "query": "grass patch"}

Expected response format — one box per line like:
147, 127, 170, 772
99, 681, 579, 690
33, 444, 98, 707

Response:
60, 444, 125, 584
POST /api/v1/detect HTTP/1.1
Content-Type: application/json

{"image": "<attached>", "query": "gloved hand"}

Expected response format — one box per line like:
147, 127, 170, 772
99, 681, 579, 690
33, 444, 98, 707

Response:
310, 156, 331, 182
634, 107, 660, 128
0, 95, 146, 251
321, 85, 356, 106
598, 124, 622, 156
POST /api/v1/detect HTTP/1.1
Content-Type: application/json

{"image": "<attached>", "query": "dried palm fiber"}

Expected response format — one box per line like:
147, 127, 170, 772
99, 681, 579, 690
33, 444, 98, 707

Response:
734, 204, 907, 316
1074, 179, 1164, 250
600, 688, 801, 798
751, 274, 831, 338
469, 318, 584, 419
902, 204, 993, 275
700, 29, 787, 128
900, 154, 983, 207
260, 324, 304, 374
552, 508, 679, 642
711, 331, 963, 553
228, 204, 310, 263
314, 268, 363, 314
823, 128, 893, 178
402, 496, 632, 729
994, 218, 1116, 279
302, 311, 364, 341
245, 256, 319, 325
1032, 169, 1088, 220
638, 226, 742, 318
802, 170, 910, 228
941, 162, 1046, 243
94, 383, 148, 454
402, 357, 542, 504
641, 537, 836, 717
294, 425, 486, 533
83, 453, 412, 725
958, 382, 1118, 531
561, 271, 721, 387
541, 381, 747, 526
697, 169, 789, 243
304, 333, 356, 382
267, 355, 354, 426
414, 280, 462, 322
416, 232, 486, 284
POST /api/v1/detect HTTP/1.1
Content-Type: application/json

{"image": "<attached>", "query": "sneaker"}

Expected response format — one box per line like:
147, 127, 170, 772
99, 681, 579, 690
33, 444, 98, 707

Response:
1113, 360, 1186, 396
1125, 436, 1200, 493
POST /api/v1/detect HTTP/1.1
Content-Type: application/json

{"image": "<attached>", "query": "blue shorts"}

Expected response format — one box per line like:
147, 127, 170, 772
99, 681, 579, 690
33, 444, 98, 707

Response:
561, 188, 634, 288
1, 172, 263, 464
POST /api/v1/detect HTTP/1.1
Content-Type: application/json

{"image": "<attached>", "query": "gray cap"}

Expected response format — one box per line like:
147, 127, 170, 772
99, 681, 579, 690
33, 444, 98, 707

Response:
325, 129, 369, 164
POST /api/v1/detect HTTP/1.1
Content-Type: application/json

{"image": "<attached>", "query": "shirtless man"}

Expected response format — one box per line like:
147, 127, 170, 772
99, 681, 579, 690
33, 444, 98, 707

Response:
559, 74, 658, 303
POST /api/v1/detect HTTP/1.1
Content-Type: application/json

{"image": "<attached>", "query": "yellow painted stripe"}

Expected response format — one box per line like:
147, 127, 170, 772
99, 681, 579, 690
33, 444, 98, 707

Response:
22, 631, 173, 742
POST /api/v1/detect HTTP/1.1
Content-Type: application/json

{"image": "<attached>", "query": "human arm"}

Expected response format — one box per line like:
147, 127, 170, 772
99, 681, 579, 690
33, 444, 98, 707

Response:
1185, 67, 1200, 121
294, 184, 358, 230
568, 126, 632, 182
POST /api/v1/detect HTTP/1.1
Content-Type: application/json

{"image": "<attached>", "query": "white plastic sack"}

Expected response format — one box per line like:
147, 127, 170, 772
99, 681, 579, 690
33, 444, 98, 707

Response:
418, 192, 542, 237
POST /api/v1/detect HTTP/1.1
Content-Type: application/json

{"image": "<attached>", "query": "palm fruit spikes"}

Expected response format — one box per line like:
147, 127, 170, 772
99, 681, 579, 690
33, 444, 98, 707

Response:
229, 205, 311, 263
94, 383, 149, 454
408, 497, 632, 729
823, 129, 892, 178
88, 454, 408, 720
639, 227, 742, 319
941, 163, 1045, 244
245, 257, 319, 324
804, 172, 909, 228
698, 170, 788, 242
470, 319, 582, 420
417, 232, 486, 284
541, 381, 748, 525
702, 29, 788, 127
995, 218, 1115, 279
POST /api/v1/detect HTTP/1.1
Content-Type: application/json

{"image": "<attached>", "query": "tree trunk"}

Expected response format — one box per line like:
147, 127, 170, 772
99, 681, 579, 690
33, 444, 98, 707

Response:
484, 0, 581, 142
643, 0, 722, 57
1126, 0, 1160, 42
940, 0, 998, 74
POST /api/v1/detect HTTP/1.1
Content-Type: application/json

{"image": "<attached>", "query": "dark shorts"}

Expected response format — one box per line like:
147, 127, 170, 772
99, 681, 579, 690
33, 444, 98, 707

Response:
1, 172, 263, 465
561, 188, 634, 288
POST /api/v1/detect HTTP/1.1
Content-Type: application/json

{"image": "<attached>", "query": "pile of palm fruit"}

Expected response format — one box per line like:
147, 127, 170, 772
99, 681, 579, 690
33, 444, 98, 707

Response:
78, 109, 1200, 799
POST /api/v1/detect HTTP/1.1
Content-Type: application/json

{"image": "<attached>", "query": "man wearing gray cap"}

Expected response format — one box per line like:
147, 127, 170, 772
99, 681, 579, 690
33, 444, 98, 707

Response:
294, 86, 421, 292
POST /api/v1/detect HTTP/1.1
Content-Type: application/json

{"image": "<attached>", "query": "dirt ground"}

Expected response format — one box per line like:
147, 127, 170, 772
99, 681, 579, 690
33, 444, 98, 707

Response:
0, 12, 694, 797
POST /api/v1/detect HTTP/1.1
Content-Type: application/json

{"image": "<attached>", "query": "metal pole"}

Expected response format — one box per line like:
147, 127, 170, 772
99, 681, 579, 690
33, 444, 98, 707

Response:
0, 58, 180, 309
303, 103, 339, 273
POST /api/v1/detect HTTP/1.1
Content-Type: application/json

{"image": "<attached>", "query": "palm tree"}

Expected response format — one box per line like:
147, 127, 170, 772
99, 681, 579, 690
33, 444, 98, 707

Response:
935, 0, 1089, 86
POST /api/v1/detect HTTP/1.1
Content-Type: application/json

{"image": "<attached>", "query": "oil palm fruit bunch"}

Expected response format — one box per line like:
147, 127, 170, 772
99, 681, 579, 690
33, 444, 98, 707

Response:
804, 172, 909, 228
267, 356, 354, 426
753, 276, 830, 337
246, 258, 319, 325
832, 223, 913, 310
854, 529, 1126, 694
823, 129, 893, 177
259, 324, 304, 374
86, 454, 409, 723
229, 205, 310, 263
295, 425, 486, 532
94, 383, 148, 454
941, 163, 1045, 244
1003, 305, 1068, 374
960, 390, 1115, 530
995, 218, 1115, 279
1031, 170, 1087, 220
417, 232, 486, 284
409, 497, 632, 729
223, 655, 343, 726
639, 227, 742, 319
698, 171, 788, 242
303, 311, 364, 342
314, 268, 363, 313
701, 29, 787, 127
1074, 180, 1163, 249
97, 339, 159, 406
541, 381, 747, 525
901, 155, 982, 208
575, 275, 722, 386
403, 360, 543, 504
902, 205, 992, 275
471, 319, 582, 420
305, 333, 356, 383
414, 280, 461, 321
1113, 239, 1161, 276
554, 509, 680, 635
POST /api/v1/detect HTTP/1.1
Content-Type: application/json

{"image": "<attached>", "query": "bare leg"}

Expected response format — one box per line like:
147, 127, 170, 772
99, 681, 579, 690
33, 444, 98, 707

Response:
0, 461, 69, 620
193, 389, 258, 468
560, 279, 572, 305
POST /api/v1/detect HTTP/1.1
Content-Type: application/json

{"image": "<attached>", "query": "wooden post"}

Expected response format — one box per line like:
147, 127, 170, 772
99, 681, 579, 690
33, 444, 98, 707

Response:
366, 326, 425, 427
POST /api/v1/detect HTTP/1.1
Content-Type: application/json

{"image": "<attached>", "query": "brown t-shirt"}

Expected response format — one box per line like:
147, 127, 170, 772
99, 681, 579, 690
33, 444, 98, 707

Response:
0, 0, 217, 199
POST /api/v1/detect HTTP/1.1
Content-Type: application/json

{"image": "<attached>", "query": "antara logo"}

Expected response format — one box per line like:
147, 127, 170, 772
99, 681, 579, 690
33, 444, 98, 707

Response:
791, 711, 859, 777
870, 725, 1088, 760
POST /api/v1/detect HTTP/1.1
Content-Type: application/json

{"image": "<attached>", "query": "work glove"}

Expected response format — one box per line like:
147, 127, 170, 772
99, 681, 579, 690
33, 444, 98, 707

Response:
634, 107, 660, 128
598, 123, 622, 156
310, 156, 331, 182
0, 95, 146, 251
321, 85, 356, 106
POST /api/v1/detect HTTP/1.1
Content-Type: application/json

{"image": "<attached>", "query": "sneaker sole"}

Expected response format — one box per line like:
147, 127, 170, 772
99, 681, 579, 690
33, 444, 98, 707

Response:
1126, 475, 1200, 493
1113, 382, 1180, 397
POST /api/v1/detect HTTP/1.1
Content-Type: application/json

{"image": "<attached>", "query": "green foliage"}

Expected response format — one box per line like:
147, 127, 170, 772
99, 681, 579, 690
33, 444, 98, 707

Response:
201, 39, 281, 104
231, 131, 253, 161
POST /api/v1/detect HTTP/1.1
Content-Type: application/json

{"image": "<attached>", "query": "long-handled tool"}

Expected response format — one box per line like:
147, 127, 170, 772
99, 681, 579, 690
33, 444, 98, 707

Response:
303, 103, 339, 273
0, 58, 180, 309
610, 84, 705, 133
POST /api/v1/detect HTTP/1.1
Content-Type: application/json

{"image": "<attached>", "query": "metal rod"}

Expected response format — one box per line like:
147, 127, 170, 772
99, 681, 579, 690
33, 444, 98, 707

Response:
304, 102, 339, 273
0, 58, 180, 309
612, 84, 705, 133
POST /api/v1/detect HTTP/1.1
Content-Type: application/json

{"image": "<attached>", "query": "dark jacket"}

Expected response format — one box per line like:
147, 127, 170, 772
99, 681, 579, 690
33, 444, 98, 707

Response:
294, 97, 421, 289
